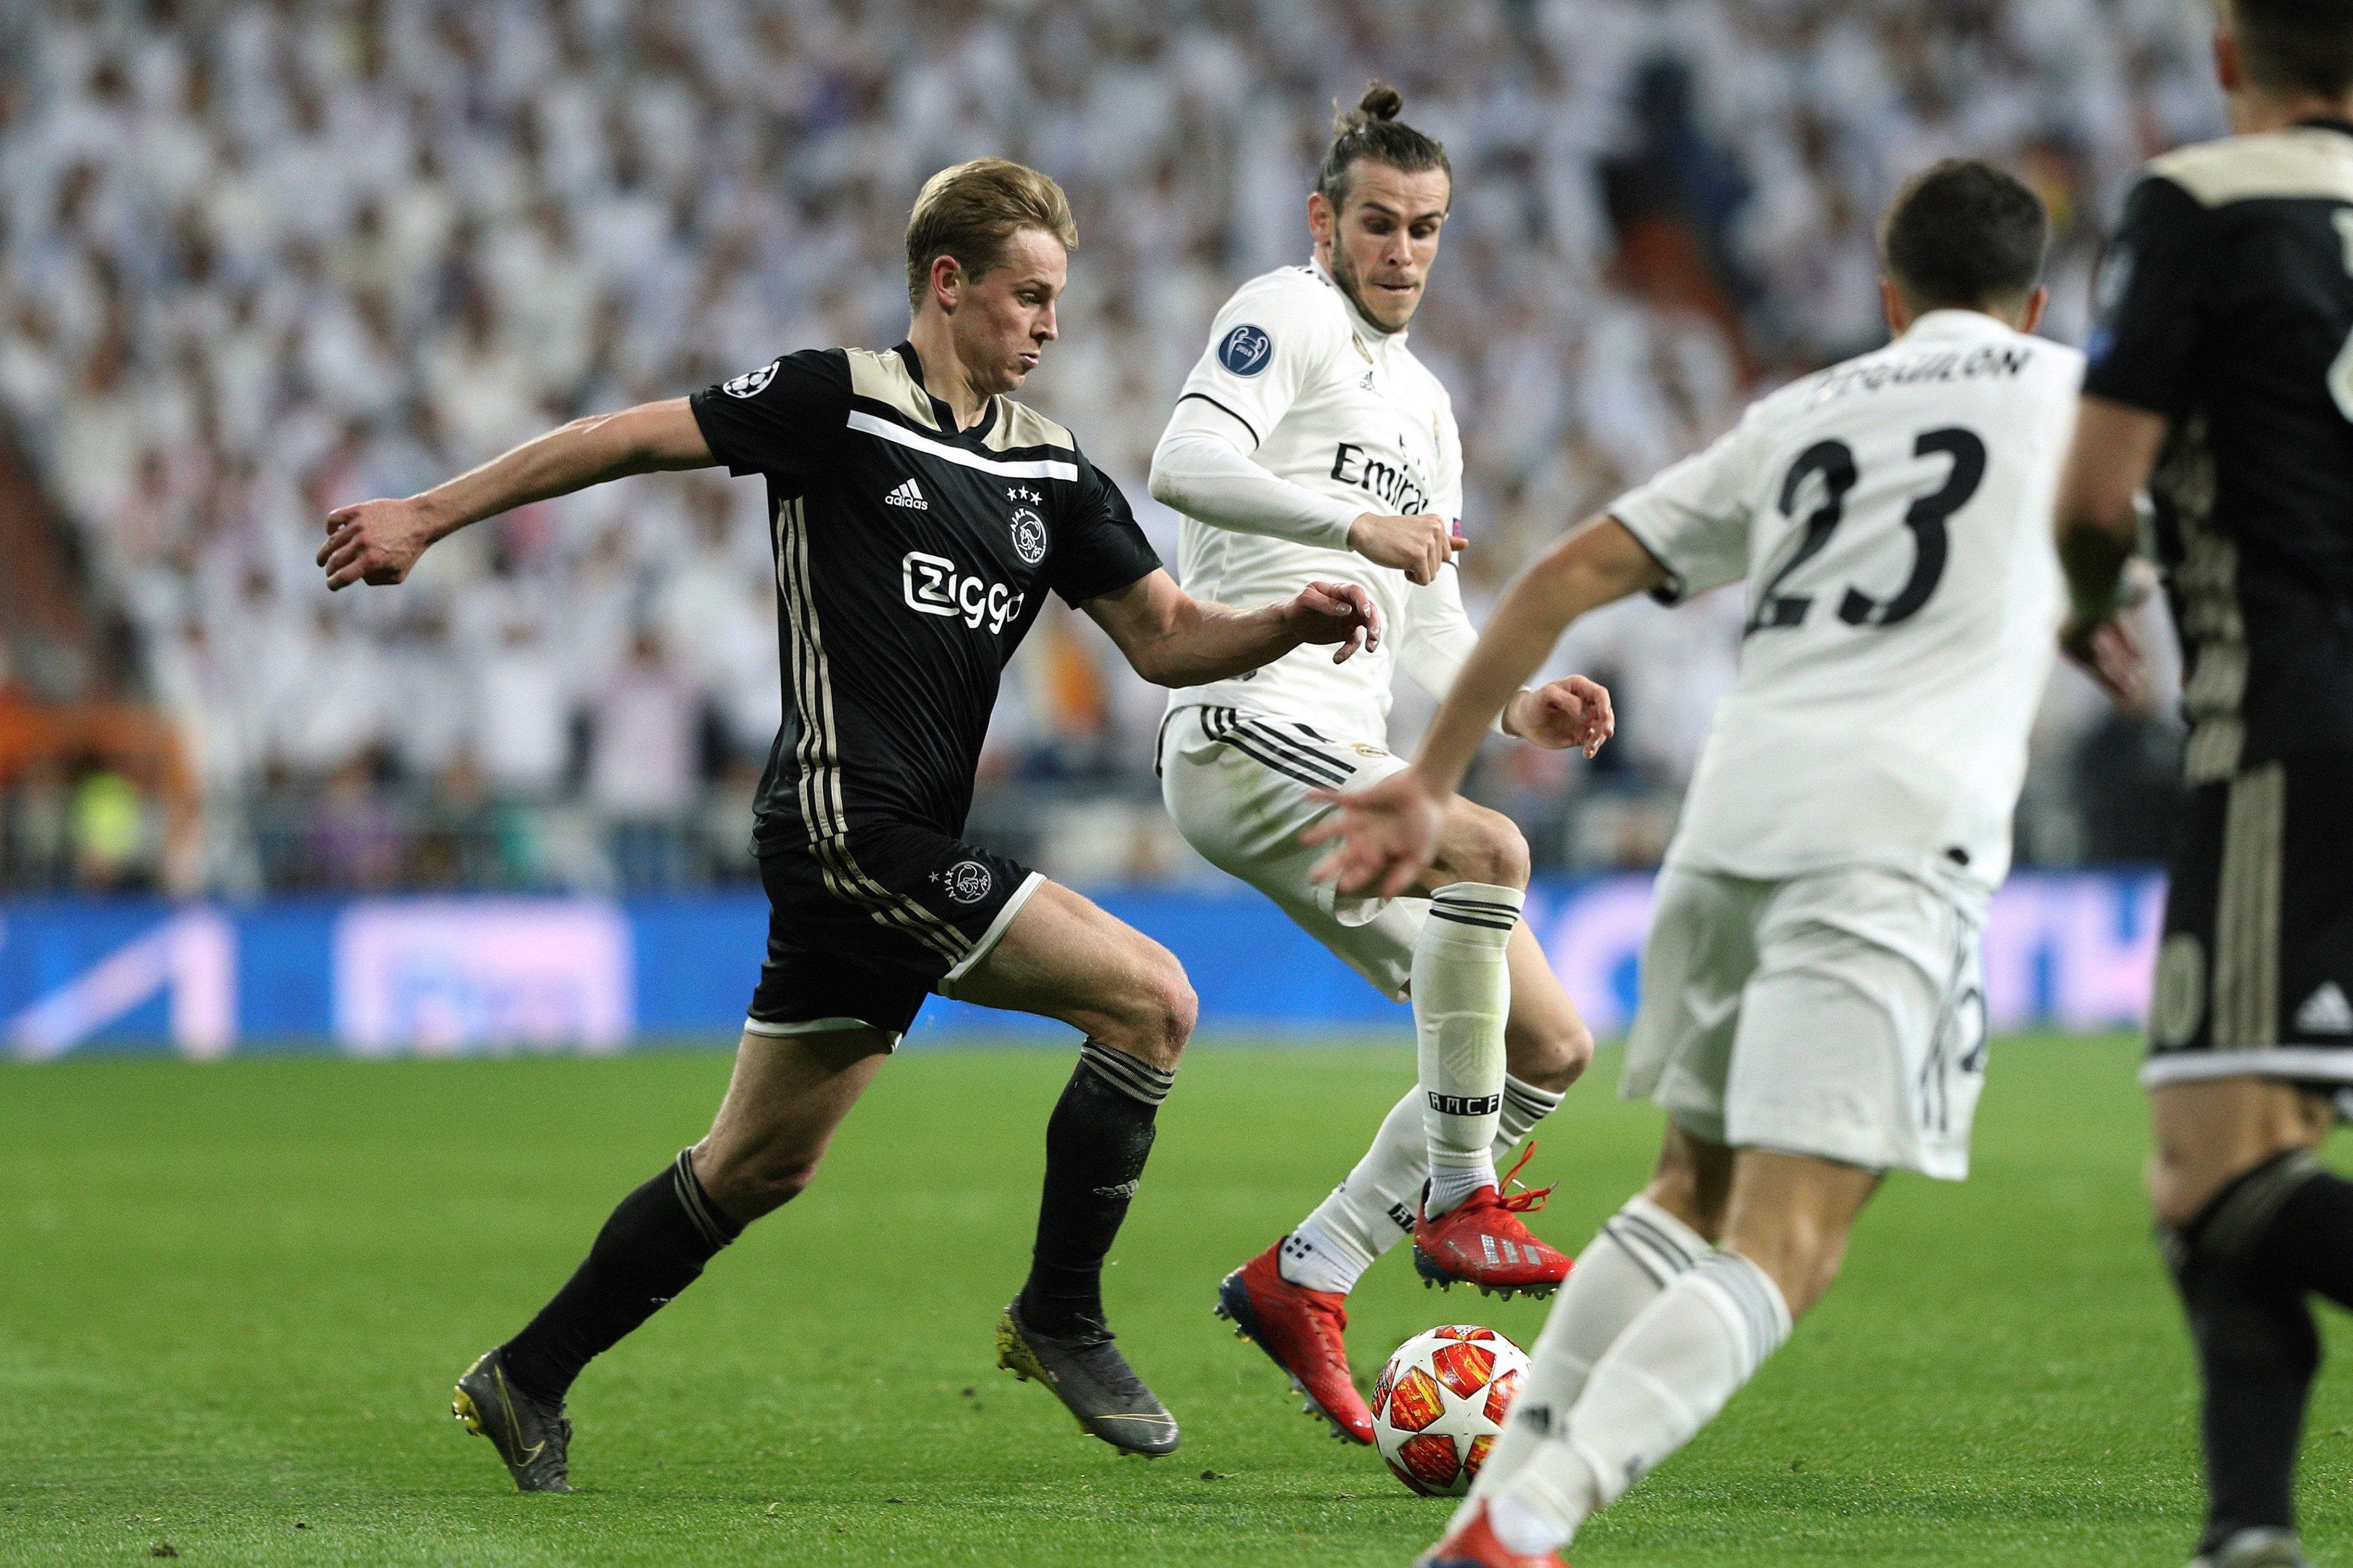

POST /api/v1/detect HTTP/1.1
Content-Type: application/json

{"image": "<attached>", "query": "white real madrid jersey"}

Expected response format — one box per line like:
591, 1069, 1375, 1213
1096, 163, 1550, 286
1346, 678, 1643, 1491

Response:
1158, 262, 1474, 742
1610, 309, 2084, 896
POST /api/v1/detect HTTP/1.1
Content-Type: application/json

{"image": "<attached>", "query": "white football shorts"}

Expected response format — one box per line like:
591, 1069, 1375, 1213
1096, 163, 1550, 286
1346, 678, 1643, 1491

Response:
1159, 704, 1426, 1000
1624, 865, 1988, 1180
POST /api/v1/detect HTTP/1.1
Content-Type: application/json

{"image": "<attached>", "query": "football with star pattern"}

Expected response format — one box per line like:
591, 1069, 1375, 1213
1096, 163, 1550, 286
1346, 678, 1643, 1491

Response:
1369, 1325, 1530, 1497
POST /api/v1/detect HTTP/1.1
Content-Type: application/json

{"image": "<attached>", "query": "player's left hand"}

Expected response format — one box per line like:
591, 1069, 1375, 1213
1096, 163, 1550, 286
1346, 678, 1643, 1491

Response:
1302, 768, 1445, 899
1288, 581, 1382, 663
1505, 675, 1616, 758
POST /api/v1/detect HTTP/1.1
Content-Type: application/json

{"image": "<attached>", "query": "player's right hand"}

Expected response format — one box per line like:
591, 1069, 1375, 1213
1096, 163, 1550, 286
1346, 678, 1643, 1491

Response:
1348, 512, 1461, 585
319, 497, 435, 590
2059, 610, 2149, 708
1302, 768, 1445, 900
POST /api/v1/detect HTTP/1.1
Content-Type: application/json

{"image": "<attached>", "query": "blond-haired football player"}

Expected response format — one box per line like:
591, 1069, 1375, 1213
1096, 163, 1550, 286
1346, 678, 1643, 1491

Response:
321, 158, 1380, 1487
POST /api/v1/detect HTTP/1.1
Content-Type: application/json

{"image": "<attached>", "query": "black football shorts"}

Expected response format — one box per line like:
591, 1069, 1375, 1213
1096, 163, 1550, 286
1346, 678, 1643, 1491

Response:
745, 821, 1043, 1047
2142, 752, 2353, 1088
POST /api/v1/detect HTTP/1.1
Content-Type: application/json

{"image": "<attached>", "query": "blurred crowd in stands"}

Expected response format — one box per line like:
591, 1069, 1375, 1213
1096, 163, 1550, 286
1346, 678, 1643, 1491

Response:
0, 0, 2216, 896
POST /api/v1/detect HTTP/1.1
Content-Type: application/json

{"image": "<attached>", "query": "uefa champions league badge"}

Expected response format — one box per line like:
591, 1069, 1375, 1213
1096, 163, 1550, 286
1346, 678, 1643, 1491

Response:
1218, 323, 1273, 376
723, 359, 780, 398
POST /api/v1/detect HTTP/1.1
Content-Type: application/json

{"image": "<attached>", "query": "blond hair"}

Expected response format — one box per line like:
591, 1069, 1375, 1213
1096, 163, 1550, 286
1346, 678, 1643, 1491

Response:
904, 159, 1079, 309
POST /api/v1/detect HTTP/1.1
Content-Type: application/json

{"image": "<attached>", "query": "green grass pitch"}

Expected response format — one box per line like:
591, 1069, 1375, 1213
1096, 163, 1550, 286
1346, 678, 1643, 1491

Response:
4, 1035, 2350, 1566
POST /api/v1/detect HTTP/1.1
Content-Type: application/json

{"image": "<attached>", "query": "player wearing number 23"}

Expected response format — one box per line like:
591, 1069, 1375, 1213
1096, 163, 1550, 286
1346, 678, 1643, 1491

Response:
1309, 159, 2080, 1568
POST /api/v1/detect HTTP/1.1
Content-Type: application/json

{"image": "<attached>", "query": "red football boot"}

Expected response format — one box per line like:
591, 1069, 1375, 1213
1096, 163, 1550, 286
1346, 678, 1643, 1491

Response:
1212, 1242, 1374, 1444
1412, 1144, 1573, 1299
1413, 1500, 1570, 1568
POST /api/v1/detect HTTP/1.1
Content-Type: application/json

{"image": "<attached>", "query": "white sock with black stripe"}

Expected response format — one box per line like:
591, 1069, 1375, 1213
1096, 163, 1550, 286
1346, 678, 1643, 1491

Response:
1281, 1070, 1569, 1296
1417, 882, 1521, 1219
1485, 1249, 1792, 1554
1466, 1196, 1711, 1506
1497, 1073, 1564, 1153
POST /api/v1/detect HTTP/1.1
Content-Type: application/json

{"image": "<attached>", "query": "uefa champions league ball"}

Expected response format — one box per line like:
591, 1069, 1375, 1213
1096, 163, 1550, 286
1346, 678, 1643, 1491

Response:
1370, 1325, 1531, 1496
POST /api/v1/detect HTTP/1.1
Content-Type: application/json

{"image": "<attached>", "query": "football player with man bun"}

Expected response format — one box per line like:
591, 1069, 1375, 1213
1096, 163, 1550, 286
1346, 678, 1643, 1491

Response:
1148, 83, 1615, 1446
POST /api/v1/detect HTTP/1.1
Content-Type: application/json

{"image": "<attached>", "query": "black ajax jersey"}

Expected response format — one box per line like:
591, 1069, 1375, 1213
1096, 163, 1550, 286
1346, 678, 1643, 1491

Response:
2084, 121, 2353, 782
688, 343, 1161, 849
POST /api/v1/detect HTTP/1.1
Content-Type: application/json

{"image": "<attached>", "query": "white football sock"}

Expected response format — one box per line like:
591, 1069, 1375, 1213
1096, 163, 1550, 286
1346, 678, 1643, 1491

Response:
1495, 1073, 1564, 1156
1282, 1089, 1420, 1294
1489, 1250, 1792, 1550
1416, 883, 1521, 1217
1282, 1069, 1568, 1297
1469, 1195, 1712, 1504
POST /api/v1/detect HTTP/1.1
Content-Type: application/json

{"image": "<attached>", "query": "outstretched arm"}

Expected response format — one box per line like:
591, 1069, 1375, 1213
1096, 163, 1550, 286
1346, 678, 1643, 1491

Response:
2052, 394, 2165, 703
318, 399, 714, 589
1080, 569, 1381, 688
1305, 515, 1665, 896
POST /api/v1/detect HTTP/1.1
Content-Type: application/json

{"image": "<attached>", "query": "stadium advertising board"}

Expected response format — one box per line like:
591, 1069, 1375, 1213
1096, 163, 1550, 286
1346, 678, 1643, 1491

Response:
0, 872, 2165, 1057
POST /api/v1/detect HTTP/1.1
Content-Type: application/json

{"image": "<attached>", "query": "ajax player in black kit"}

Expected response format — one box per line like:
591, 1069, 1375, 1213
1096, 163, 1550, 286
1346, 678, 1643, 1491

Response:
2057, 3, 2353, 1565
317, 159, 1378, 1488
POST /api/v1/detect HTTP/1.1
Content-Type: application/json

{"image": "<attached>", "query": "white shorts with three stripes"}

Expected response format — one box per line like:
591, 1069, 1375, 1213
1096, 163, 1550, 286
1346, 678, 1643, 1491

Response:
1158, 704, 1426, 1001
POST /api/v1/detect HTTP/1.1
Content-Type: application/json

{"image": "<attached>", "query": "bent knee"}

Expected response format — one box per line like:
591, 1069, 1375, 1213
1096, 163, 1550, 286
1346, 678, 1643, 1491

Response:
1505, 1017, 1591, 1095
1441, 809, 1531, 890
1102, 947, 1196, 1071
694, 1142, 821, 1220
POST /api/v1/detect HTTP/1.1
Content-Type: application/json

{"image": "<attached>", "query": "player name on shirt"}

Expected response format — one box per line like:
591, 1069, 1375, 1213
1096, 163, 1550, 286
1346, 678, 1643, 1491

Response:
1609, 308, 2085, 896
1806, 339, 2041, 403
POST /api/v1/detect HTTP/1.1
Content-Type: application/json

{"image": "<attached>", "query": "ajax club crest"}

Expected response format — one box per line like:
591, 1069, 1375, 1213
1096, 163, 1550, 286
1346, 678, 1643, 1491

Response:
1006, 487, 1048, 564
942, 859, 994, 905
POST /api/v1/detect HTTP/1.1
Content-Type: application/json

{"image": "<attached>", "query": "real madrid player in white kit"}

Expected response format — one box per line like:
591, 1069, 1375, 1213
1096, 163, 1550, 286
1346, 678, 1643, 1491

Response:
1148, 84, 1616, 1447
1311, 161, 2081, 1567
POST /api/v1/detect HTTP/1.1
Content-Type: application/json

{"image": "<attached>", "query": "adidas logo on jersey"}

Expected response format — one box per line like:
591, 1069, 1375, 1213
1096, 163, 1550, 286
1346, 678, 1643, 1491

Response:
2295, 982, 2353, 1036
885, 479, 928, 510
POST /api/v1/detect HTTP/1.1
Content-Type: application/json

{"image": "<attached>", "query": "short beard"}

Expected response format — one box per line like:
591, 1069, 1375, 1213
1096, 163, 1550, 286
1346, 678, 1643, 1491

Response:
1328, 244, 1412, 331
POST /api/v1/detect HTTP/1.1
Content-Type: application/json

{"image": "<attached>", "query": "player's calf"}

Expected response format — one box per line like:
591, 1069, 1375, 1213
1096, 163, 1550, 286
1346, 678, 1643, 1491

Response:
1415, 881, 1522, 1220
2159, 1142, 2353, 1559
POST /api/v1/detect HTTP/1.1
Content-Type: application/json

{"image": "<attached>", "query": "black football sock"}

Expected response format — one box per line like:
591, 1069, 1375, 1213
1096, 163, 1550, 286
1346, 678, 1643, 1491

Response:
2164, 1150, 2336, 1553
1018, 1040, 1175, 1337
2241, 1152, 2353, 1310
500, 1149, 744, 1403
